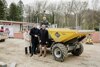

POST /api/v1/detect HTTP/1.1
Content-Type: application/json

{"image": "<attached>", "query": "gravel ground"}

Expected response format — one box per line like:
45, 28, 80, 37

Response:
0, 39, 100, 67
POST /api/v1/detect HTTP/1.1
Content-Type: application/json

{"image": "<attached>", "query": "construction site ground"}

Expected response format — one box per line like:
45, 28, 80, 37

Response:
0, 39, 100, 67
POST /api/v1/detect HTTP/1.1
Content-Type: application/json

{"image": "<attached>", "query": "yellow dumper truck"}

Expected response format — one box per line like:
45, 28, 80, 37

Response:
47, 28, 93, 62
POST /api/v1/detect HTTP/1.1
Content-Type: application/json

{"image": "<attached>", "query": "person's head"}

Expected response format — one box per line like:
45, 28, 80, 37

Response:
6, 28, 9, 30
1, 26, 4, 29
41, 24, 46, 29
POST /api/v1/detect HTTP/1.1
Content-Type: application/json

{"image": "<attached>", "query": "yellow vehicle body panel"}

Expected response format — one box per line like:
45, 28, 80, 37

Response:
48, 28, 90, 42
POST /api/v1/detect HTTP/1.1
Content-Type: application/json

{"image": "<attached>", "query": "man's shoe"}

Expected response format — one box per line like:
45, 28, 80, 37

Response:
34, 52, 37, 55
43, 55, 46, 57
30, 54, 33, 57
38, 54, 42, 57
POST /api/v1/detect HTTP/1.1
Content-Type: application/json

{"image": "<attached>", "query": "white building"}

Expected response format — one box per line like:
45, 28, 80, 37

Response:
0, 20, 28, 33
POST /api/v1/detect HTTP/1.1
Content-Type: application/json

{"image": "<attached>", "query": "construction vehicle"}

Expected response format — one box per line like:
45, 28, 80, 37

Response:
47, 28, 94, 62
0, 32, 7, 42
0, 25, 7, 42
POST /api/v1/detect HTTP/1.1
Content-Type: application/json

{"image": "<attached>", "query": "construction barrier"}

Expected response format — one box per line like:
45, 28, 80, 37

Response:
92, 32, 100, 43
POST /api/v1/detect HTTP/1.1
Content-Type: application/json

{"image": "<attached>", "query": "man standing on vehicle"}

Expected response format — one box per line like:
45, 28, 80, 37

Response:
30, 24, 39, 57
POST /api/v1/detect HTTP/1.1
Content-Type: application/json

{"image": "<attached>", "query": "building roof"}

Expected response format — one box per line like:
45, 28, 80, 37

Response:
0, 20, 28, 24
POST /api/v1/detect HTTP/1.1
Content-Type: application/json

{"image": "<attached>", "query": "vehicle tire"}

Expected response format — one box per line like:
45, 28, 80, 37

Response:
0, 40, 2, 42
0, 39, 5, 42
71, 43, 83, 56
2, 39, 5, 42
52, 43, 68, 62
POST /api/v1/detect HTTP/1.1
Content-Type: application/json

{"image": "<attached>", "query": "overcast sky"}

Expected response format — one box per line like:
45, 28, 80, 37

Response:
6, 0, 89, 5
6, 0, 34, 5
6, 0, 100, 9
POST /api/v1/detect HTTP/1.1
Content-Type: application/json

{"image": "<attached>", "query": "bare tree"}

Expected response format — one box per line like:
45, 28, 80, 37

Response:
70, 0, 88, 29
24, 0, 100, 30
46, 1, 57, 24
24, 5, 32, 22
91, 0, 100, 29
24, 0, 49, 23
61, 0, 74, 27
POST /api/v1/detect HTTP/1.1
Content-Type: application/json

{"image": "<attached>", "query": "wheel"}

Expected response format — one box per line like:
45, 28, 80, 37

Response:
71, 43, 83, 56
2, 39, 5, 42
52, 43, 68, 62
0, 40, 2, 42
0, 39, 5, 42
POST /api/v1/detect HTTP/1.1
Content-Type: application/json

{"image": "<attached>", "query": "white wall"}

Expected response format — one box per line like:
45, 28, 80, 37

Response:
12, 24, 21, 33
3, 24, 21, 33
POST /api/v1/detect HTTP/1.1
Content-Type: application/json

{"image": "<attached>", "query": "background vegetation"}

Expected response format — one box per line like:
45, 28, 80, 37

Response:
0, 0, 100, 30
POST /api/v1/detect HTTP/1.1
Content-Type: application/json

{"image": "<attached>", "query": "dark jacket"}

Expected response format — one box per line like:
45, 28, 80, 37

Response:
39, 28, 49, 45
30, 27, 39, 43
